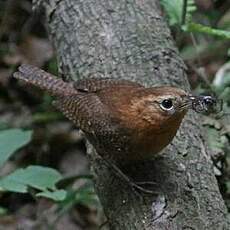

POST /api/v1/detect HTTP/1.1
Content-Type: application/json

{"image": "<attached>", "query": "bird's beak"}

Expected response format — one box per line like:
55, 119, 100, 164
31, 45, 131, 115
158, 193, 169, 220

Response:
178, 95, 194, 111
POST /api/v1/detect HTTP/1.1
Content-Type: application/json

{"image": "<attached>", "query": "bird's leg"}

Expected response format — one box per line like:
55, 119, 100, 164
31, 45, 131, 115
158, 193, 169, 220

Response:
100, 157, 157, 195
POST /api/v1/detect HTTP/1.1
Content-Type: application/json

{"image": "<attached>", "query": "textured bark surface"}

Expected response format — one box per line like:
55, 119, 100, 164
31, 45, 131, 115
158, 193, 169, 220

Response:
33, 0, 229, 229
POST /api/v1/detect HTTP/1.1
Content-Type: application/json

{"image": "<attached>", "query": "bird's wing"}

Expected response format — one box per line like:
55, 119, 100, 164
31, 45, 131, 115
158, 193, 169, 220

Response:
53, 93, 119, 134
53, 93, 131, 159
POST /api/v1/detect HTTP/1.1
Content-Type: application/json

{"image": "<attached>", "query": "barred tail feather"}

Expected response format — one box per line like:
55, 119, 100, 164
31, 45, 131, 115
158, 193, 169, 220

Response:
13, 64, 76, 97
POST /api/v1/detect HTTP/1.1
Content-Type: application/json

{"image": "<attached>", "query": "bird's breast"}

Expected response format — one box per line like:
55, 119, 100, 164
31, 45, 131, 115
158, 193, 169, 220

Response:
126, 115, 184, 161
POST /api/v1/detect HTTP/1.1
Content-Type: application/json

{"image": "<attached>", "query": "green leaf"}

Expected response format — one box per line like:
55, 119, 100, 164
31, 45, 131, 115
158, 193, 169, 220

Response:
37, 189, 67, 201
160, 0, 183, 26
226, 181, 230, 194
0, 170, 28, 193
0, 206, 8, 216
0, 166, 64, 197
57, 184, 99, 217
160, 0, 196, 26
0, 129, 33, 168
184, 23, 230, 39
75, 184, 99, 207
16, 166, 63, 191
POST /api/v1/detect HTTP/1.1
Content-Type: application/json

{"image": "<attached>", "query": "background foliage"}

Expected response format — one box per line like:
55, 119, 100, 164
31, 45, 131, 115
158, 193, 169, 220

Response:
0, 0, 229, 229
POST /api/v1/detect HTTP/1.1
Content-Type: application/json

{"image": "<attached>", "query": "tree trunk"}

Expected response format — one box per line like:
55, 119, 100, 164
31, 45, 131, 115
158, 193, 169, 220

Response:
33, 0, 229, 229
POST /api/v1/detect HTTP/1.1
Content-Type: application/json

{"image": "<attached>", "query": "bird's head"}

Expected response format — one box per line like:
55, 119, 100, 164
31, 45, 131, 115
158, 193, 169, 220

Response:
129, 87, 190, 132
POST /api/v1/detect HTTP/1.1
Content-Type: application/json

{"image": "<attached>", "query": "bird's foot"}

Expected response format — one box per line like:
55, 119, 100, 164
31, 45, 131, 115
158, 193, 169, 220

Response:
101, 158, 157, 195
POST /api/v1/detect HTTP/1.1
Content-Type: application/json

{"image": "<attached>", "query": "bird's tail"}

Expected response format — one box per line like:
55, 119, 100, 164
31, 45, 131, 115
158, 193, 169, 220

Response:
13, 64, 76, 97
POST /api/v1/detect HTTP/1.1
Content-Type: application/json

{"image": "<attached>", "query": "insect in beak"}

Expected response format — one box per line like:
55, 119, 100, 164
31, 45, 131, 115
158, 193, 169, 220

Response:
187, 95, 223, 114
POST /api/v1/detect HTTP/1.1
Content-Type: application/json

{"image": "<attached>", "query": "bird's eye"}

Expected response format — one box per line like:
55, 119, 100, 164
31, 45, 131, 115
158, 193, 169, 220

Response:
160, 99, 174, 111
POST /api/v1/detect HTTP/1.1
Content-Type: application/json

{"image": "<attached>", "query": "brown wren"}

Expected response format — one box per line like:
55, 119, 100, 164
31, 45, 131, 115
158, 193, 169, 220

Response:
13, 64, 203, 193
13, 65, 222, 193
13, 64, 192, 164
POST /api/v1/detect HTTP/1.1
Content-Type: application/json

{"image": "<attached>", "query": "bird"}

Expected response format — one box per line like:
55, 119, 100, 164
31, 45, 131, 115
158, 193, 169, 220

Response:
13, 64, 195, 193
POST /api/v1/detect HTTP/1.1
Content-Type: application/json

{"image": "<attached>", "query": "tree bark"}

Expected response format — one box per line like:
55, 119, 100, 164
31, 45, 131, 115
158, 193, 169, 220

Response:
33, 0, 229, 229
